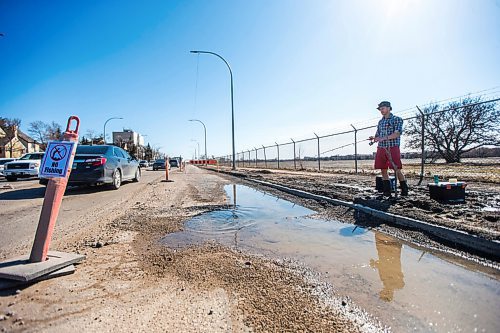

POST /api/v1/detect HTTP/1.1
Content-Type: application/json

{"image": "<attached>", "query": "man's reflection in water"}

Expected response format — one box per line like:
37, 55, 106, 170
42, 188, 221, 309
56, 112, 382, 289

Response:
370, 232, 405, 302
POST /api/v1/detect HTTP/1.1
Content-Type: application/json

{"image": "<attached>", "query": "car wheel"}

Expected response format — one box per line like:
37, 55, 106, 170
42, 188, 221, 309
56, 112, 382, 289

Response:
110, 169, 122, 190
6, 176, 17, 182
133, 167, 141, 182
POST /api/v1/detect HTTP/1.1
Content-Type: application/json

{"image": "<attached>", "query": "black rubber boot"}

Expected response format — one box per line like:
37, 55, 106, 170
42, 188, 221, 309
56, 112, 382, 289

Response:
400, 180, 409, 196
382, 180, 392, 198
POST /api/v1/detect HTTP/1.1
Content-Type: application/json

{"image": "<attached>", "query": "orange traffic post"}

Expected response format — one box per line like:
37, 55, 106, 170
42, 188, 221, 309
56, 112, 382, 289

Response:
165, 157, 169, 181
29, 116, 80, 263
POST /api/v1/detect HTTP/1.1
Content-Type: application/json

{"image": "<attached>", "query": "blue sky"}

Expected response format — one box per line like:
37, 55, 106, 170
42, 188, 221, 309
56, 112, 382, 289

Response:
1, 0, 499, 159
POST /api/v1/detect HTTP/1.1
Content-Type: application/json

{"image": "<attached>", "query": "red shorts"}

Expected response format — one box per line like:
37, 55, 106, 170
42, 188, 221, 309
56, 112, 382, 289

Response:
374, 146, 403, 170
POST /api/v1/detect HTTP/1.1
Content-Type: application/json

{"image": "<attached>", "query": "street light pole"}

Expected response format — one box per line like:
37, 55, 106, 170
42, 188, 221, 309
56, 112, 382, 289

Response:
103, 117, 123, 144
190, 50, 235, 170
190, 139, 200, 159
189, 119, 207, 160
141, 134, 149, 159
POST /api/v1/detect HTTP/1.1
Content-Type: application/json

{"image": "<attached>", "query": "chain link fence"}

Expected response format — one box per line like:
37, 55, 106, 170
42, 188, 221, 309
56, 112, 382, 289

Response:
217, 95, 500, 184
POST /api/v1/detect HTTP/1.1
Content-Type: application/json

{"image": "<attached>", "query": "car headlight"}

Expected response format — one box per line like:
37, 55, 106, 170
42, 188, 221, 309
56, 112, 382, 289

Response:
29, 163, 39, 169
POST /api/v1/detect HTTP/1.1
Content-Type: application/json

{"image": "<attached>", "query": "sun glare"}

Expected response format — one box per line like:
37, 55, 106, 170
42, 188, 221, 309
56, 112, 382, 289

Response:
381, 0, 419, 18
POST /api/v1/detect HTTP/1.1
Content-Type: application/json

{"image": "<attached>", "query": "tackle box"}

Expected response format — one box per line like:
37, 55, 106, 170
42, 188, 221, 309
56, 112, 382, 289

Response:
428, 182, 467, 203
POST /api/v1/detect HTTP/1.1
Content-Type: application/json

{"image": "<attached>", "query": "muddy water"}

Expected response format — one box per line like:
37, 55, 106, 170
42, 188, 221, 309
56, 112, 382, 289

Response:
162, 184, 500, 332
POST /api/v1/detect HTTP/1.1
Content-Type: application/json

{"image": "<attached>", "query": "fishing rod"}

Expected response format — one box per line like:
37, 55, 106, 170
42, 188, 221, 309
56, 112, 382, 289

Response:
369, 137, 399, 199
321, 138, 373, 155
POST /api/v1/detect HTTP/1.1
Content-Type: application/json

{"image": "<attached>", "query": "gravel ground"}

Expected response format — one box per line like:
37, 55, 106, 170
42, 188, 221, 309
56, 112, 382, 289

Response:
0, 166, 386, 332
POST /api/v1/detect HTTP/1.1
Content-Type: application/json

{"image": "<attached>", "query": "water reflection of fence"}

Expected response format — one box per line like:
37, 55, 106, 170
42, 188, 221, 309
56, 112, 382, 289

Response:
216, 97, 500, 184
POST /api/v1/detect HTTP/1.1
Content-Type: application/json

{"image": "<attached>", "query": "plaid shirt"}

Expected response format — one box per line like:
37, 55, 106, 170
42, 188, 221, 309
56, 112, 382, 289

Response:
375, 113, 403, 147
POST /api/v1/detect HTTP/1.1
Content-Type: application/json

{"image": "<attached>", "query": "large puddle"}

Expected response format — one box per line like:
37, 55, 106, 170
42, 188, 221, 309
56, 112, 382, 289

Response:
162, 184, 500, 332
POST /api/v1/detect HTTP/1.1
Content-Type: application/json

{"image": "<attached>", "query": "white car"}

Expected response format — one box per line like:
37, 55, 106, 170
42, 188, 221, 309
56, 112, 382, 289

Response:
3, 152, 44, 181
0, 158, 17, 177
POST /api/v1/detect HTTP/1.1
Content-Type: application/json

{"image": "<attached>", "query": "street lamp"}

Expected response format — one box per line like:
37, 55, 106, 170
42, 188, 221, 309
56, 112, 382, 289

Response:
190, 139, 200, 159
103, 117, 123, 144
188, 119, 207, 160
140, 134, 149, 159
190, 50, 235, 170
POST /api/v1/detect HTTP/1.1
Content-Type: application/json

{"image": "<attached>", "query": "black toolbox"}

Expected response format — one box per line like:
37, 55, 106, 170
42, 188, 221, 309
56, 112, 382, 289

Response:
428, 182, 467, 203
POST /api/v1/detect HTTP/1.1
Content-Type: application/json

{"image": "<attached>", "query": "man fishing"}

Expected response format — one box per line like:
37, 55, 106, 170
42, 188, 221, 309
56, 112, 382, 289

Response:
369, 101, 409, 197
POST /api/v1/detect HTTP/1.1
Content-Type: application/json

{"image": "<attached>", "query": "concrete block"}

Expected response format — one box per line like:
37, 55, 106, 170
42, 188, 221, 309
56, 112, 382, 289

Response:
0, 264, 76, 290
0, 251, 85, 282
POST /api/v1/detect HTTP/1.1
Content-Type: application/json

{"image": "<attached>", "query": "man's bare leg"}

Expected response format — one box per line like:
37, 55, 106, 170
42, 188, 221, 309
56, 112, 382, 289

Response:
381, 168, 389, 180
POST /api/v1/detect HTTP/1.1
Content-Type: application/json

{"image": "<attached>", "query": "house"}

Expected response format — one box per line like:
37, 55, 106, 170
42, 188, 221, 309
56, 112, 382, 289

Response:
0, 125, 40, 158
18, 130, 41, 154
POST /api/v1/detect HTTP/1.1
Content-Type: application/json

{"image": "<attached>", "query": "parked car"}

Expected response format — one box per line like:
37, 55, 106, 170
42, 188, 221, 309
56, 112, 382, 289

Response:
39, 145, 140, 189
169, 159, 179, 168
152, 159, 170, 171
3, 153, 44, 181
139, 160, 149, 168
0, 158, 17, 177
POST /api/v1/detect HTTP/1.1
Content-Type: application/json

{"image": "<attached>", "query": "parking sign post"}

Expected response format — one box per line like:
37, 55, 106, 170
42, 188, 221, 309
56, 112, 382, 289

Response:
29, 116, 80, 263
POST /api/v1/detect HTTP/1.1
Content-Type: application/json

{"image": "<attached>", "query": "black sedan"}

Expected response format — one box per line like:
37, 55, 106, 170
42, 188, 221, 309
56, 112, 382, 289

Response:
40, 145, 141, 189
152, 159, 169, 171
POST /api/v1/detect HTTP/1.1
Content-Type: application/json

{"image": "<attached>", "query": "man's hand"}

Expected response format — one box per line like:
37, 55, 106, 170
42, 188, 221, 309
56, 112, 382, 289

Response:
370, 136, 383, 142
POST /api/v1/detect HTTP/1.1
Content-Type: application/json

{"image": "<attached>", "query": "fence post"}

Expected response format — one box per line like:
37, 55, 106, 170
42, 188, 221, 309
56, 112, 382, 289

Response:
314, 133, 320, 171
351, 124, 358, 174
242, 152, 245, 167
248, 150, 251, 167
291, 138, 296, 170
254, 147, 258, 167
416, 105, 425, 185
275, 142, 280, 169
262, 145, 267, 168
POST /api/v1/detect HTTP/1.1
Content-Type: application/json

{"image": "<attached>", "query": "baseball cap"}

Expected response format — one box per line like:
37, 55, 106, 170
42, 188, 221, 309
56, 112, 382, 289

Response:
377, 101, 391, 109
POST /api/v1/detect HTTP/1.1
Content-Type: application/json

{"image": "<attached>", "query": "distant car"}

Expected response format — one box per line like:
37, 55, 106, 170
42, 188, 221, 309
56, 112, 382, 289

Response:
39, 145, 140, 190
0, 158, 17, 177
3, 153, 44, 181
139, 160, 149, 168
152, 159, 170, 171
169, 159, 179, 168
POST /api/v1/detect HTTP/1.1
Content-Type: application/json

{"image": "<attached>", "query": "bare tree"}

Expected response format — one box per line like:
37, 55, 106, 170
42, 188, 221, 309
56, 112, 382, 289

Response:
47, 122, 63, 141
28, 121, 48, 146
0, 117, 22, 157
27, 121, 63, 150
406, 97, 500, 163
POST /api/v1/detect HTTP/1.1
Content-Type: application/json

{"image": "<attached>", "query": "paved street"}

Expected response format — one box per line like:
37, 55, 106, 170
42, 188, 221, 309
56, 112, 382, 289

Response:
0, 169, 164, 259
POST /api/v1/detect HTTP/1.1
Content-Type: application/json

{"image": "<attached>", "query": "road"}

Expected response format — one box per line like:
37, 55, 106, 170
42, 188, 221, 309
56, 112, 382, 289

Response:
0, 166, 378, 332
0, 169, 164, 259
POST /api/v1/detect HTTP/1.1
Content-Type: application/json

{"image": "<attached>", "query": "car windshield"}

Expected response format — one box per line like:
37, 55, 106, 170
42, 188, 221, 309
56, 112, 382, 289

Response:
76, 146, 110, 154
155, 159, 165, 163
20, 154, 43, 160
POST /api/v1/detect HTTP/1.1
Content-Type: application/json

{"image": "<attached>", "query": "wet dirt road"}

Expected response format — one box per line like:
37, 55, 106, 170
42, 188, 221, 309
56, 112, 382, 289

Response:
0, 167, 382, 332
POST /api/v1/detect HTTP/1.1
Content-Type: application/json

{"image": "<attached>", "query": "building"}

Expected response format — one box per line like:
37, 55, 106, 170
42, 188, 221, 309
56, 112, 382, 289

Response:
112, 129, 144, 147
0, 125, 40, 158
112, 129, 146, 157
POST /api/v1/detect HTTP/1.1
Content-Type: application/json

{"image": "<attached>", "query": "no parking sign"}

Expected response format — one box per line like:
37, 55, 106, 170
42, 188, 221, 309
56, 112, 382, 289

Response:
39, 141, 77, 178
